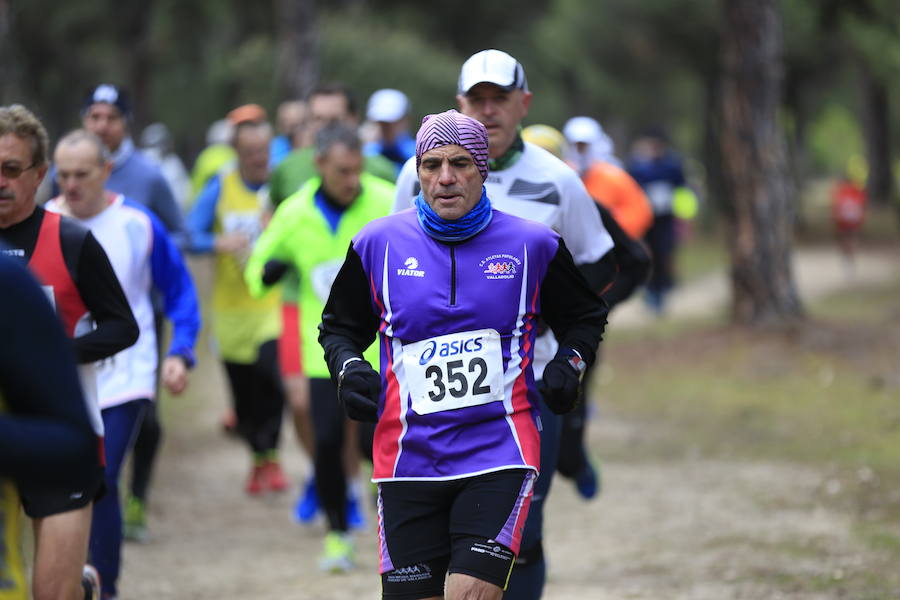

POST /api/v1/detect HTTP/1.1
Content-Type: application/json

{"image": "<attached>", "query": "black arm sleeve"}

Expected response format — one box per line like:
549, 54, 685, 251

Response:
577, 249, 618, 296
596, 204, 652, 309
0, 257, 96, 486
540, 238, 609, 367
318, 243, 381, 383
574, 204, 619, 295
73, 232, 139, 363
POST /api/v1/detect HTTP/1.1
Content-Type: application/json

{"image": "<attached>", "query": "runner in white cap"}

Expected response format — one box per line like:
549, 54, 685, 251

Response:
393, 49, 618, 600
364, 88, 416, 173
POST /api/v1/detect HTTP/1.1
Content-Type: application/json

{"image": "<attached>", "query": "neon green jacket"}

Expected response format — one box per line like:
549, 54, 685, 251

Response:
245, 173, 394, 378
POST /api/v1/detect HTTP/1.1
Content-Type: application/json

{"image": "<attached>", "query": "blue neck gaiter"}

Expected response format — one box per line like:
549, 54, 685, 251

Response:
415, 187, 492, 242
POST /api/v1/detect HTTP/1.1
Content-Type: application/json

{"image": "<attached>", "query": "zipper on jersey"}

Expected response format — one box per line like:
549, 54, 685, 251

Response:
449, 246, 457, 306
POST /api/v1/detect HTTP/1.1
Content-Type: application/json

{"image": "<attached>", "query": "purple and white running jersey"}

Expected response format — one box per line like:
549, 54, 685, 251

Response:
351, 208, 561, 482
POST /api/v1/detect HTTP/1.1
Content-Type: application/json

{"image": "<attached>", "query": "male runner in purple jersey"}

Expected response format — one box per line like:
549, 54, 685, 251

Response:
320, 110, 607, 600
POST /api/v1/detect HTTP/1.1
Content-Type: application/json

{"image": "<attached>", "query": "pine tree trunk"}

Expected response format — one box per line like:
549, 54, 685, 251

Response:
702, 65, 727, 225
719, 0, 803, 325
274, 0, 320, 101
0, 0, 24, 105
116, 0, 157, 130
860, 65, 895, 208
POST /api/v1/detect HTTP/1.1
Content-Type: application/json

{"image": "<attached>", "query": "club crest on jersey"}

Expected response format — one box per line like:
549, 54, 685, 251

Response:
397, 256, 425, 278
479, 253, 521, 280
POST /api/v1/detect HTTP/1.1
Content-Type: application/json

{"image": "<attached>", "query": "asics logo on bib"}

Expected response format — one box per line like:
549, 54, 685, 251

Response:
397, 255, 425, 278
404, 328, 504, 415
418, 335, 484, 366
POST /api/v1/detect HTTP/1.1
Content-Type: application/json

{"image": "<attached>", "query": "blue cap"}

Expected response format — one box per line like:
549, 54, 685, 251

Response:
82, 84, 131, 119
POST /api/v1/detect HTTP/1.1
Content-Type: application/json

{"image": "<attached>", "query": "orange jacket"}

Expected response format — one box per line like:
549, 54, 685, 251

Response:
581, 162, 654, 240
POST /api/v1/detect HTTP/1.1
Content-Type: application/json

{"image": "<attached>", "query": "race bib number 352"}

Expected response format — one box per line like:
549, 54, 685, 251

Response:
403, 329, 505, 415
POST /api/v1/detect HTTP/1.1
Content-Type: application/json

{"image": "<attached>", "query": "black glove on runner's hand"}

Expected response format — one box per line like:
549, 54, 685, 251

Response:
539, 350, 586, 415
337, 358, 381, 422
261, 259, 289, 286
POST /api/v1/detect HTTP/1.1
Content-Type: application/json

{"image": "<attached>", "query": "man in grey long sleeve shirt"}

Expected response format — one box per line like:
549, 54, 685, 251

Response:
80, 84, 184, 236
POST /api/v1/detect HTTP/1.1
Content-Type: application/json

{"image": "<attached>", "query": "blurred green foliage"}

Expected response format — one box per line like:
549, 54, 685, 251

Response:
3, 0, 898, 193
809, 104, 865, 175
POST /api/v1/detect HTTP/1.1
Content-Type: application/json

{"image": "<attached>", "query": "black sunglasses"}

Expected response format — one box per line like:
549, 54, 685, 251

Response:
1, 162, 36, 179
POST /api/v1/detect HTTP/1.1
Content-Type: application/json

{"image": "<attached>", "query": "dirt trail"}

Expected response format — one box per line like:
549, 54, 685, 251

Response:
119, 246, 900, 599
611, 245, 897, 328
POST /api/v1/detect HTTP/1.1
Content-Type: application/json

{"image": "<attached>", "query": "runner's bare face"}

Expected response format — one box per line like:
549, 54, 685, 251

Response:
457, 83, 531, 160
54, 139, 111, 220
83, 103, 127, 152
0, 133, 47, 228
316, 143, 363, 207
418, 144, 483, 221
234, 126, 271, 186
309, 93, 354, 138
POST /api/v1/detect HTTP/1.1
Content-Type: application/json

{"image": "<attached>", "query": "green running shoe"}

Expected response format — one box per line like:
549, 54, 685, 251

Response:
123, 496, 148, 543
318, 531, 355, 573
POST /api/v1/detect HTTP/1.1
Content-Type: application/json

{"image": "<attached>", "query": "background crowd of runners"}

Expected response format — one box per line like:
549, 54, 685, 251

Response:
2, 40, 877, 600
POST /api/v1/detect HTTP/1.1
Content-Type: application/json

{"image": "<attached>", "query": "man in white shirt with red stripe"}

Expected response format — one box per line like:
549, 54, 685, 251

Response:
48, 129, 200, 600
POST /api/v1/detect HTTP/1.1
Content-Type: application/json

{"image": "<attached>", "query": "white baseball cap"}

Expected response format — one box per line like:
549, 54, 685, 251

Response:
458, 49, 529, 95
366, 89, 409, 123
563, 116, 603, 144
